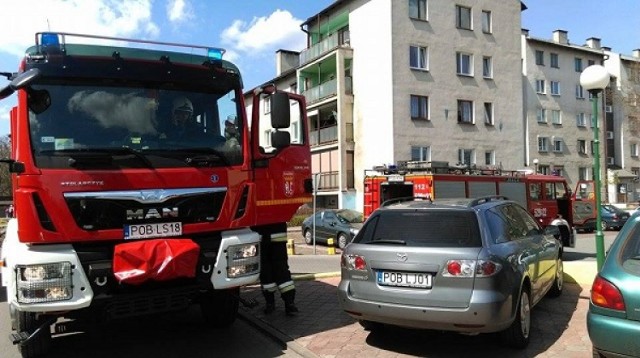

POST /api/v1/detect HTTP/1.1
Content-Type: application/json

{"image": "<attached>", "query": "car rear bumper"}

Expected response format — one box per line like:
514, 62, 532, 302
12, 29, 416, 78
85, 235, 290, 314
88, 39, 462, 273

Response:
337, 280, 514, 333
588, 311, 640, 357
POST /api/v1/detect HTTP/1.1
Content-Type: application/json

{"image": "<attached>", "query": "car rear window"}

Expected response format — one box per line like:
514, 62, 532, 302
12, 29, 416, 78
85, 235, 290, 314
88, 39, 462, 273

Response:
619, 225, 640, 276
354, 210, 481, 247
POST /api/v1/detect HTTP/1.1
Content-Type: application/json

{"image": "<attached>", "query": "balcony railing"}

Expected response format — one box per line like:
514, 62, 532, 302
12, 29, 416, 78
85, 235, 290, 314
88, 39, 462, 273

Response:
310, 125, 338, 146
302, 78, 337, 104
300, 35, 339, 65
316, 171, 339, 191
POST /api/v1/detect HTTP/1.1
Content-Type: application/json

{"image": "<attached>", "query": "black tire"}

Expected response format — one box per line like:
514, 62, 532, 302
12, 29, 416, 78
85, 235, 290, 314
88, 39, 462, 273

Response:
200, 288, 239, 328
337, 233, 349, 249
358, 320, 383, 332
500, 288, 531, 349
547, 258, 563, 298
304, 229, 313, 245
16, 311, 52, 358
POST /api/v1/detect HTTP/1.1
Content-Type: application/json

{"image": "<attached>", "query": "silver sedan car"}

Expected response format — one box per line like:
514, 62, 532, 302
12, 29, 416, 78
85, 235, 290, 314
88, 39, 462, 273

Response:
337, 196, 563, 348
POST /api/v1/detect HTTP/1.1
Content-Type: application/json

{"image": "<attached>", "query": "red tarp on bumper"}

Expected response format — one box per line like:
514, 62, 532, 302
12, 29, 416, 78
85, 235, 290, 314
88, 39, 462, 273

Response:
113, 239, 200, 285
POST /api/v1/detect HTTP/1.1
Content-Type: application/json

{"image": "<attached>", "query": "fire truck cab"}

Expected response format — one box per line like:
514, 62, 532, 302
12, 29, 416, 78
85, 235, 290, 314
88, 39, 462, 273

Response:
364, 161, 579, 249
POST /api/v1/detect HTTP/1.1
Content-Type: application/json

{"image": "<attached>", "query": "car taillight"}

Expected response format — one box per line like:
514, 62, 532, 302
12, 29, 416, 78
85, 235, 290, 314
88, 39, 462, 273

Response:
342, 254, 367, 271
443, 260, 502, 277
591, 276, 625, 311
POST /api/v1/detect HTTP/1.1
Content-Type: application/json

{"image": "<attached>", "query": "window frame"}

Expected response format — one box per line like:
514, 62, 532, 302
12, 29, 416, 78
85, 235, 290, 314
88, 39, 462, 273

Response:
575, 57, 583, 72
482, 56, 493, 78
575, 85, 585, 99
535, 50, 544, 66
484, 102, 494, 125
411, 145, 432, 161
550, 81, 561, 96
577, 139, 587, 154
552, 138, 563, 153
536, 79, 546, 94
410, 45, 429, 70
409, 0, 428, 20
551, 109, 562, 124
481, 10, 492, 33
576, 112, 586, 127
550, 53, 559, 68
537, 108, 547, 123
538, 136, 549, 152
410, 94, 430, 120
457, 99, 474, 124
456, 5, 472, 30
456, 52, 474, 76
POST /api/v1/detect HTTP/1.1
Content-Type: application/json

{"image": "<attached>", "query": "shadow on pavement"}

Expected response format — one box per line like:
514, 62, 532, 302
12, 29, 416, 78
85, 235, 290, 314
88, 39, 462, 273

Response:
362, 283, 585, 357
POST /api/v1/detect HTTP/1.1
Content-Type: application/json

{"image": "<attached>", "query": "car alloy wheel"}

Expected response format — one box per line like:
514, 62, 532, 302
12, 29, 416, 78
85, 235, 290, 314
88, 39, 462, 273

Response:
304, 230, 313, 245
548, 258, 563, 298
337, 233, 348, 249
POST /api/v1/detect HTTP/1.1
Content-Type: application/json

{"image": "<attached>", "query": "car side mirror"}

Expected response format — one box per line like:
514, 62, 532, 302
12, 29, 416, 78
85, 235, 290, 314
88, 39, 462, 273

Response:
543, 225, 561, 239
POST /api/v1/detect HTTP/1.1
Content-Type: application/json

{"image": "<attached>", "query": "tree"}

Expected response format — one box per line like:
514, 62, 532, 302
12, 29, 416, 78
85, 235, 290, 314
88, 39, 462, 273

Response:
0, 135, 11, 197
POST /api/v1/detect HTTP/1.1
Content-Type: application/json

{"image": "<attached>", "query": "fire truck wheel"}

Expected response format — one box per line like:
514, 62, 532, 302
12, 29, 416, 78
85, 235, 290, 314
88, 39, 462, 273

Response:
304, 230, 313, 245
337, 233, 348, 249
17, 311, 51, 358
200, 288, 239, 328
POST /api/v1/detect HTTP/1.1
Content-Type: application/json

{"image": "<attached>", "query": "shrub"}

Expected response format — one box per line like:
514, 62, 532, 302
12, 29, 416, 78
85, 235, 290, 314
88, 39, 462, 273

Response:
287, 214, 307, 227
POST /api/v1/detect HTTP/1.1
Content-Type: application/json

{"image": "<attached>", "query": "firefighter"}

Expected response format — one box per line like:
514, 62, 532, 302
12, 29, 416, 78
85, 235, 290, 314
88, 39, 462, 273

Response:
259, 223, 299, 316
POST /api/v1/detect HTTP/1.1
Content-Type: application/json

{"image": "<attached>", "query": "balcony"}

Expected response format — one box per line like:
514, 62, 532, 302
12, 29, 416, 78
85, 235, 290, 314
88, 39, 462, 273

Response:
310, 125, 338, 146
302, 78, 337, 104
316, 171, 339, 191
300, 31, 350, 65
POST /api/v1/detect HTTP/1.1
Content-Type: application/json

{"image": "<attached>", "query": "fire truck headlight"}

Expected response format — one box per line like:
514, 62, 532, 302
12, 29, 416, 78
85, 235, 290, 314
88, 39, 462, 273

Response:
227, 243, 260, 278
17, 262, 73, 303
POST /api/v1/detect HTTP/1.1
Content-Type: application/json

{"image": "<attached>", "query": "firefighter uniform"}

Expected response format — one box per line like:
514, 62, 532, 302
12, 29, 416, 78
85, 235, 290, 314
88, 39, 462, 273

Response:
260, 223, 298, 316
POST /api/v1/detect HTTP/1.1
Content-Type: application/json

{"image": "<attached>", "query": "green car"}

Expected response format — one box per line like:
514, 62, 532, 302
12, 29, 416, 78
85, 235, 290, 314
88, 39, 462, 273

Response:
587, 213, 640, 357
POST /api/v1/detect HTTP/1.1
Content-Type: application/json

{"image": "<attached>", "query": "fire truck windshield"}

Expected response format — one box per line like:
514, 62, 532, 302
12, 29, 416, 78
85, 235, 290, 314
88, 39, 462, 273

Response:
27, 84, 242, 169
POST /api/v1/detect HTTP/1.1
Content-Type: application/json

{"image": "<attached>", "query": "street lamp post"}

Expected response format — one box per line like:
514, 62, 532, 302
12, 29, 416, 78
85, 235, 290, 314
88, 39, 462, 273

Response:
580, 64, 610, 271
533, 158, 539, 174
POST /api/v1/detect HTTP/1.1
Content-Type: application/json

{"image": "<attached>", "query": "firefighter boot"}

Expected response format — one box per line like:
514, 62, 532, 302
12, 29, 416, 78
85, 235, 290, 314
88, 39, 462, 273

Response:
282, 290, 299, 316
263, 290, 275, 315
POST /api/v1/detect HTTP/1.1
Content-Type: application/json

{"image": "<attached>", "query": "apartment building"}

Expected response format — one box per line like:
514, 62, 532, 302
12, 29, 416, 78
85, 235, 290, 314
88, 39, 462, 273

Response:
605, 49, 640, 203
522, 30, 605, 187
293, 0, 525, 211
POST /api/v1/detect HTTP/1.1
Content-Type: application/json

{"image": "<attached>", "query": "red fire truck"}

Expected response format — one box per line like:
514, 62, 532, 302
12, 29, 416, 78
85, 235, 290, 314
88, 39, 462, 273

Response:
364, 161, 597, 249
0, 32, 311, 357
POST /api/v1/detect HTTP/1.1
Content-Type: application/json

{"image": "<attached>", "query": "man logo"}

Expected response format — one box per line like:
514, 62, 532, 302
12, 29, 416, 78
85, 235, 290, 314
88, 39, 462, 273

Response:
126, 207, 179, 220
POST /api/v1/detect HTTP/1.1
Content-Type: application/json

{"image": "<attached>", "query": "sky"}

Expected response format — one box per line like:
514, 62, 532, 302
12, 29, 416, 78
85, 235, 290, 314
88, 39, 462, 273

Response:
0, 0, 638, 136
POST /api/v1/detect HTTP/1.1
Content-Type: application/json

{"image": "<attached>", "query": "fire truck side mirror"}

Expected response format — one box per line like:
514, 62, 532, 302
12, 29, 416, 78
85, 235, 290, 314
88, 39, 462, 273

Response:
0, 159, 25, 174
0, 68, 41, 101
269, 92, 291, 129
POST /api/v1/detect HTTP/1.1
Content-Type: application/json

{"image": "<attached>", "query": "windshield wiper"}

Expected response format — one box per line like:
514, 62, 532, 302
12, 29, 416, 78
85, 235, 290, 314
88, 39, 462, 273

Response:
40, 147, 154, 168
170, 148, 229, 166
369, 239, 407, 245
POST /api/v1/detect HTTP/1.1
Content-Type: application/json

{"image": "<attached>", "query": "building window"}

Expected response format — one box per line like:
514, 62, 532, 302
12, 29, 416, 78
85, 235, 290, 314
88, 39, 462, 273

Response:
632, 143, 639, 157
579, 167, 589, 181
575, 85, 585, 99
550, 53, 559, 68
537, 108, 547, 123
410, 95, 429, 120
539, 166, 552, 175
574, 57, 583, 72
456, 52, 473, 76
553, 138, 563, 152
553, 166, 564, 177
485, 150, 494, 165
576, 113, 586, 127
482, 56, 493, 78
538, 136, 549, 152
551, 110, 562, 124
481, 10, 491, 33
591, 140, 595, 155
550, 81, 561, 96
484, 102, 493, 125
632, 167, 640, 179
263, 96, 271, 114
536, 79, 546, 94
458, 148, 475, 166
409, 0, 427, 20
410, 45, 428, 70
456, 5, 472, 30
411, 145, 431, 161
577, 140, 587, 154
457, 100, 474, 124
535, 50, 544, 65
588, 59, 595, 67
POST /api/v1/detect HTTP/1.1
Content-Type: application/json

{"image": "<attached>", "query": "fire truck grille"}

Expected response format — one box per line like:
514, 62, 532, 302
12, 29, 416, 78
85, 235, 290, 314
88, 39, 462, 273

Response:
64, 191, 226, 230
103, 288, 196, 320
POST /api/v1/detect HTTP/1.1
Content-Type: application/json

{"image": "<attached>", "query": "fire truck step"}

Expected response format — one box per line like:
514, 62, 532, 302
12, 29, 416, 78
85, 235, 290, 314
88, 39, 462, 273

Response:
9, 331, 29, 345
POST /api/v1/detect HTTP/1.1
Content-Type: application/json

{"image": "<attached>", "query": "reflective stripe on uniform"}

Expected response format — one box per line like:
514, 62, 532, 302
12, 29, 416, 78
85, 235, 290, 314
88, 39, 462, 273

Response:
262, 282, 278, 292
278, 280, 295, 293
271, 232, 288, 242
